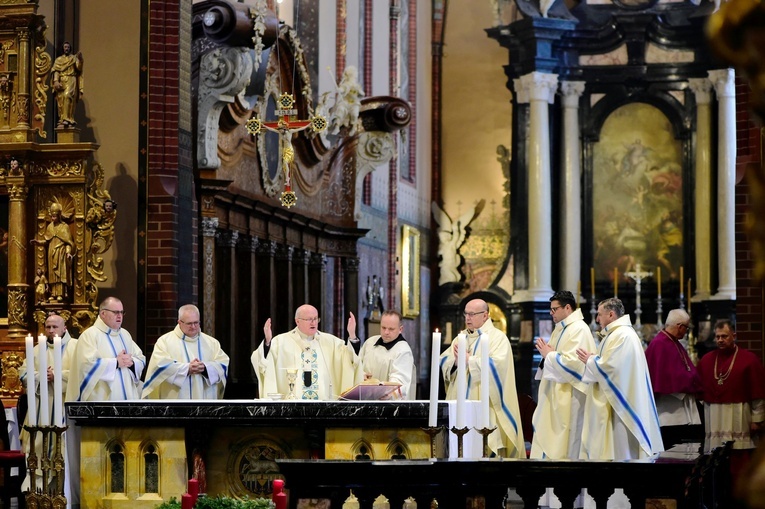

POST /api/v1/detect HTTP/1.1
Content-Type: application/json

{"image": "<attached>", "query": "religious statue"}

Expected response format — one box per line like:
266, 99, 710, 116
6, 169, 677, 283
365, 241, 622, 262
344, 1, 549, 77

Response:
366, 275, 384, 320
34, 268, 49, 305
318, 66, 364, 136
0, 73, 12, 124
8, 157, 21, 176
51, 41, 84, 128
32, 202, 74, 302
431, 199, 486, 286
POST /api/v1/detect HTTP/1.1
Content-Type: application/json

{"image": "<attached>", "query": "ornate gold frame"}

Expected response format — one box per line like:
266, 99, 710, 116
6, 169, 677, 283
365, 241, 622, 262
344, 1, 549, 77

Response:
401, 225, 420, 318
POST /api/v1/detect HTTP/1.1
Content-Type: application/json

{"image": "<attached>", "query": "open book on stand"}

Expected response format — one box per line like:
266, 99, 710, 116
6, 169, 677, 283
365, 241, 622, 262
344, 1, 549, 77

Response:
339, 379, 402, 400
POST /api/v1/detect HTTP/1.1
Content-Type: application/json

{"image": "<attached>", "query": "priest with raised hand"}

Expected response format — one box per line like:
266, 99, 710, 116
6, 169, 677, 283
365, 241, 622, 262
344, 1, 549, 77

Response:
142, 304, 229, 399
440, 298, 525, 458
251, 304, 363, 400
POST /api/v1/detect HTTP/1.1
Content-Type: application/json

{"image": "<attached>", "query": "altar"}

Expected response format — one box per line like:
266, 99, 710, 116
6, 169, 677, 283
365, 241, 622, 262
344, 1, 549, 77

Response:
65, 400, 452, 509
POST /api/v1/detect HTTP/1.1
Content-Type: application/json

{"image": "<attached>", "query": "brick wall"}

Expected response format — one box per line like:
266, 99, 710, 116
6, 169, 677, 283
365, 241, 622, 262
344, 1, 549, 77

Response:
143, 0, 197, 342
734, 78, 764, 359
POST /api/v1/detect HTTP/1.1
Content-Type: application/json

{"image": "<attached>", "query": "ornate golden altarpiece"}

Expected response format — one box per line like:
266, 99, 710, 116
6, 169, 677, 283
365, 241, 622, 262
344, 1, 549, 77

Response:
0, 1, 115, 405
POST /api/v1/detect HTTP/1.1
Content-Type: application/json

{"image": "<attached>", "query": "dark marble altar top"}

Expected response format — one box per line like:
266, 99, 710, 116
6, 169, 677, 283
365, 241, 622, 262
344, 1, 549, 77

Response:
65, 400, 449, 428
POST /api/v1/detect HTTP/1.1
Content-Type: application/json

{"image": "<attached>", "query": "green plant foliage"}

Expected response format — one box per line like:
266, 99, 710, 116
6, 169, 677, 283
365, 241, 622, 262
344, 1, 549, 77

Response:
153, 496, 274, 509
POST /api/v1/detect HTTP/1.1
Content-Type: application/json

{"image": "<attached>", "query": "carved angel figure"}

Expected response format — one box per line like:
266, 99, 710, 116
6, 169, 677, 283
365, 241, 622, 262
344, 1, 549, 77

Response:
431, 199, 486, 286
320, 66, 364, 135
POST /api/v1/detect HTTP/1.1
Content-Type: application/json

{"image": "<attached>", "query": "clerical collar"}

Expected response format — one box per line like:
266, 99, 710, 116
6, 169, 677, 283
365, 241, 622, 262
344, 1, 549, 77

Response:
660, 329, 680, 341
295, 328, 315, 341
375, 334, 405, 350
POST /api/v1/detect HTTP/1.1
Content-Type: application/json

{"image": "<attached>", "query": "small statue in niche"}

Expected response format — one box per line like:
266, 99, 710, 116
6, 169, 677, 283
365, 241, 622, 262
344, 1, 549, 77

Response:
8, 157, 22, 176
31, 202, 74, 302
0, 73, 13, 124
51, 41, 84, 128
34, 268, 49, 305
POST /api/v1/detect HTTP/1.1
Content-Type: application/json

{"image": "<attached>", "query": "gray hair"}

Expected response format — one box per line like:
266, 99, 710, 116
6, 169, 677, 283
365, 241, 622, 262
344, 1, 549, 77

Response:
665, 308, 690, 327
598, 297, 625, 317
178, 304, 200, 320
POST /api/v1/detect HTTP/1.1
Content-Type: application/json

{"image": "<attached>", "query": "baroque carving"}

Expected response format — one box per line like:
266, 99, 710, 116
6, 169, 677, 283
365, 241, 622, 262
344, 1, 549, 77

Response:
85, 163, 117, 284
33, 25, 51, 137
0, 350, 23, 398
197, 46, 254, 169
8, 285, 27, 329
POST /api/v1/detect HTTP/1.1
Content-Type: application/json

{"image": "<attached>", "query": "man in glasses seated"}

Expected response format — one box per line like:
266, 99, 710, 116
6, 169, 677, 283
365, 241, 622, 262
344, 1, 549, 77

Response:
251, 304, 362, 400
67, 297, 145, 401
142, 304, 229, 400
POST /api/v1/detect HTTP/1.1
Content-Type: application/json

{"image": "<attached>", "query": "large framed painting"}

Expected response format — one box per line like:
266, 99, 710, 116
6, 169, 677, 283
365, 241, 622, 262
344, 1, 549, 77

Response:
401, 225, 420, 318
592, 102, 684, 284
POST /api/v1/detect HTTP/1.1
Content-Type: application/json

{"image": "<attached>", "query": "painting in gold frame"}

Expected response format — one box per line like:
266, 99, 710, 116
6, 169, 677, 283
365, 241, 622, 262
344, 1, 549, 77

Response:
401, 225, 420, 318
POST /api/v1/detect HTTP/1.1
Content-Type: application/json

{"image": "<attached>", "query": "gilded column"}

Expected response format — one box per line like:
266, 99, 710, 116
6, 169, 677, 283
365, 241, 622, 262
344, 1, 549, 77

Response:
560, 81, 585, 294
14, 28, 30, 128
7, 182, 28, 336
515, 71, 558, 302
200, 217, 218, 333
688, 78, 713, 300
708, 69, 737, 300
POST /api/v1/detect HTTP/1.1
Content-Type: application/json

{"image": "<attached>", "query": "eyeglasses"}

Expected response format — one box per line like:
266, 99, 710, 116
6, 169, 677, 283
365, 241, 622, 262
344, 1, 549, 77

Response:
180, 320, 200, 327
463, 311, 487, 318
678, 323, 692, 330
550, 306, 562, 313
297, 317, 320, 323
102, 309, 126, 316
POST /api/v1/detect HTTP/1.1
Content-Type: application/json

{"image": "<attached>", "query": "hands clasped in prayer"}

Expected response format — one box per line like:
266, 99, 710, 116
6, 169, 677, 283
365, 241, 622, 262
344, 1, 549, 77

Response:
117, 350, 134, 369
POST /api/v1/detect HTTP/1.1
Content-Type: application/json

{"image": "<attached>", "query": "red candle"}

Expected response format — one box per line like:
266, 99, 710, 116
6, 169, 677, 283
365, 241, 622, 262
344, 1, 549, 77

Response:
273, 479, 286, 509
188, 478, 199, 504
181, 494, 194, 509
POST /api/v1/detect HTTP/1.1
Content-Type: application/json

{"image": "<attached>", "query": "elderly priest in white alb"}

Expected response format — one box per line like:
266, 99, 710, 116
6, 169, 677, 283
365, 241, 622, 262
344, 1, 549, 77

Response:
251, 304, 363, 400
576, 298, 664, 459
440, 298, 525, 458
142, 304, 229, 399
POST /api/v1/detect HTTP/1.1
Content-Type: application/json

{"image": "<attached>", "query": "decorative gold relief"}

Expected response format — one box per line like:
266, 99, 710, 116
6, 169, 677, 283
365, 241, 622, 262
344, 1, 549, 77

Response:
33, 40, 52, 138
8, 285, 27, 329
85, 163, 116, 284
401, 225, 420, 318
0, 350, 23, 398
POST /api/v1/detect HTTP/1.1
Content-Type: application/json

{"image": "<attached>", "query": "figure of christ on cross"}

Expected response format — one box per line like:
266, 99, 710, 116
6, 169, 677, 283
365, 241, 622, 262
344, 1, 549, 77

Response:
246, 92, 328, 208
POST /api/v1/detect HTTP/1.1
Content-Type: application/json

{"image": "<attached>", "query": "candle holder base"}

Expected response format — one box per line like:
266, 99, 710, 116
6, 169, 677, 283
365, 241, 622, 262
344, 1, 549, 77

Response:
474, 427, 497, 458
421, 426, 444, 459
450, 426, 470, 458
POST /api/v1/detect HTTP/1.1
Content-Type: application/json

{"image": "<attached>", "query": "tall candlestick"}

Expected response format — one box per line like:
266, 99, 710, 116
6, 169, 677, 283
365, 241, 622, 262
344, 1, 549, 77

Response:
53, 335, 63, 426
613, 267, 618, 297
590, 267, 595, 296
479, 334, 490, 428
456, 333, 467, 428
679, 266, 684, 293
25, 335, 37, 426
428, 330, 441, 427
657, 266, 662, 296
37, 335, 49, 426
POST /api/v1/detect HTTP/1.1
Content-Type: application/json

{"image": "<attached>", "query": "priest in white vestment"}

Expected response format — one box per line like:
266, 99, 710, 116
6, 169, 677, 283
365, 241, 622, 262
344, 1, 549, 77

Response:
356, 310, 415, 399
142, 304, 229, 399
576, 297, 663, 459
440, 298, 525, 458
531, 290, 596, 459
251, 304, 363, 400
19, 313, 77, 489
67, 297, 146, 401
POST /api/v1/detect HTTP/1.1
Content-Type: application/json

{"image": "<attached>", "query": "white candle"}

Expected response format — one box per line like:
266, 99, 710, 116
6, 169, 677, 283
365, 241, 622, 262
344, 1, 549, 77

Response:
428, 330, 441, 427
480, 334, 490, 428
38, 335, 49, 426
25, 335, 37, 427
53, 335, 63, 426
456, 333, 467, 428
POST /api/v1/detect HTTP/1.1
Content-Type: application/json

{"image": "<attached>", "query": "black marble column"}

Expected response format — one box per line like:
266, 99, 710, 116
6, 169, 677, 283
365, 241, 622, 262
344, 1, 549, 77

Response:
256, 240, 277, 334
342, 257, 361, 333
309, 252, 327, 320
293, 249, 310, 306
215, 230, 239, 362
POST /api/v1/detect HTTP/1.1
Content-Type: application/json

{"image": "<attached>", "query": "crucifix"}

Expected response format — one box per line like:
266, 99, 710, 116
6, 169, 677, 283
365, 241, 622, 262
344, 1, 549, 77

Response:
246, 92, 327, 208
625, 263, 653, 341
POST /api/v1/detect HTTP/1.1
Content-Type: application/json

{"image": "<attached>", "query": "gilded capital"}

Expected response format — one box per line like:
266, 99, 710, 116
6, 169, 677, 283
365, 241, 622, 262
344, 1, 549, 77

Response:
7, 183, 27, 201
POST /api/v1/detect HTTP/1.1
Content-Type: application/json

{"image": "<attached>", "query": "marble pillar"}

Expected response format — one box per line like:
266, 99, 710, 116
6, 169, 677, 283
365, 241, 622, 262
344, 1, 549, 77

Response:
688, 78, 713, 301
708, 69, 737, 300
514, 71, 558, 302
560, 81, 585, 294
200, 217, 219, 334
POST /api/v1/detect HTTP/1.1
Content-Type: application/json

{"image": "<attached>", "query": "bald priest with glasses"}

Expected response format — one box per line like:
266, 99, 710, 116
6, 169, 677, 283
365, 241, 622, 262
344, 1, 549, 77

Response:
251, 304, 363, 400
67, 297, 146, 401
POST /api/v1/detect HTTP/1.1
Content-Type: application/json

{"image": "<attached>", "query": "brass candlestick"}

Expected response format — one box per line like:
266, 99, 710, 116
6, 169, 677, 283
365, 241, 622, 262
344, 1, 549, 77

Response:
421, 426, 444, 459
25, 425, 40, 509
450, 426, 470, 458
475, 427, 497, 458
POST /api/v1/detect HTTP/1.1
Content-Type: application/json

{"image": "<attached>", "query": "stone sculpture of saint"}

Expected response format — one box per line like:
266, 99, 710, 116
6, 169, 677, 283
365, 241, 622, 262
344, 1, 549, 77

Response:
51, 41, 84, 128
33, 203, 74, 302
431, 199, 485, 286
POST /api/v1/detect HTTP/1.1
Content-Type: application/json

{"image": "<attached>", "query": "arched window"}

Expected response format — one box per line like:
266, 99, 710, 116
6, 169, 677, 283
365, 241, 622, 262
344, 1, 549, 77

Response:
143, 443, 159, 493
108, 443, 125, 493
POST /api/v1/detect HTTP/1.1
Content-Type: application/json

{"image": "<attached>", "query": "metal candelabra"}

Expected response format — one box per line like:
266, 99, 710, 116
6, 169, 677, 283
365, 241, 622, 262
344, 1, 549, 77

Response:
624, 263, 652, 341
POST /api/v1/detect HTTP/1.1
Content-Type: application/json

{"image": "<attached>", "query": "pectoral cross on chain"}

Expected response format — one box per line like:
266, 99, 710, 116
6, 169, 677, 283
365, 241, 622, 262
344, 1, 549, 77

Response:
246, 93, 327, 208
